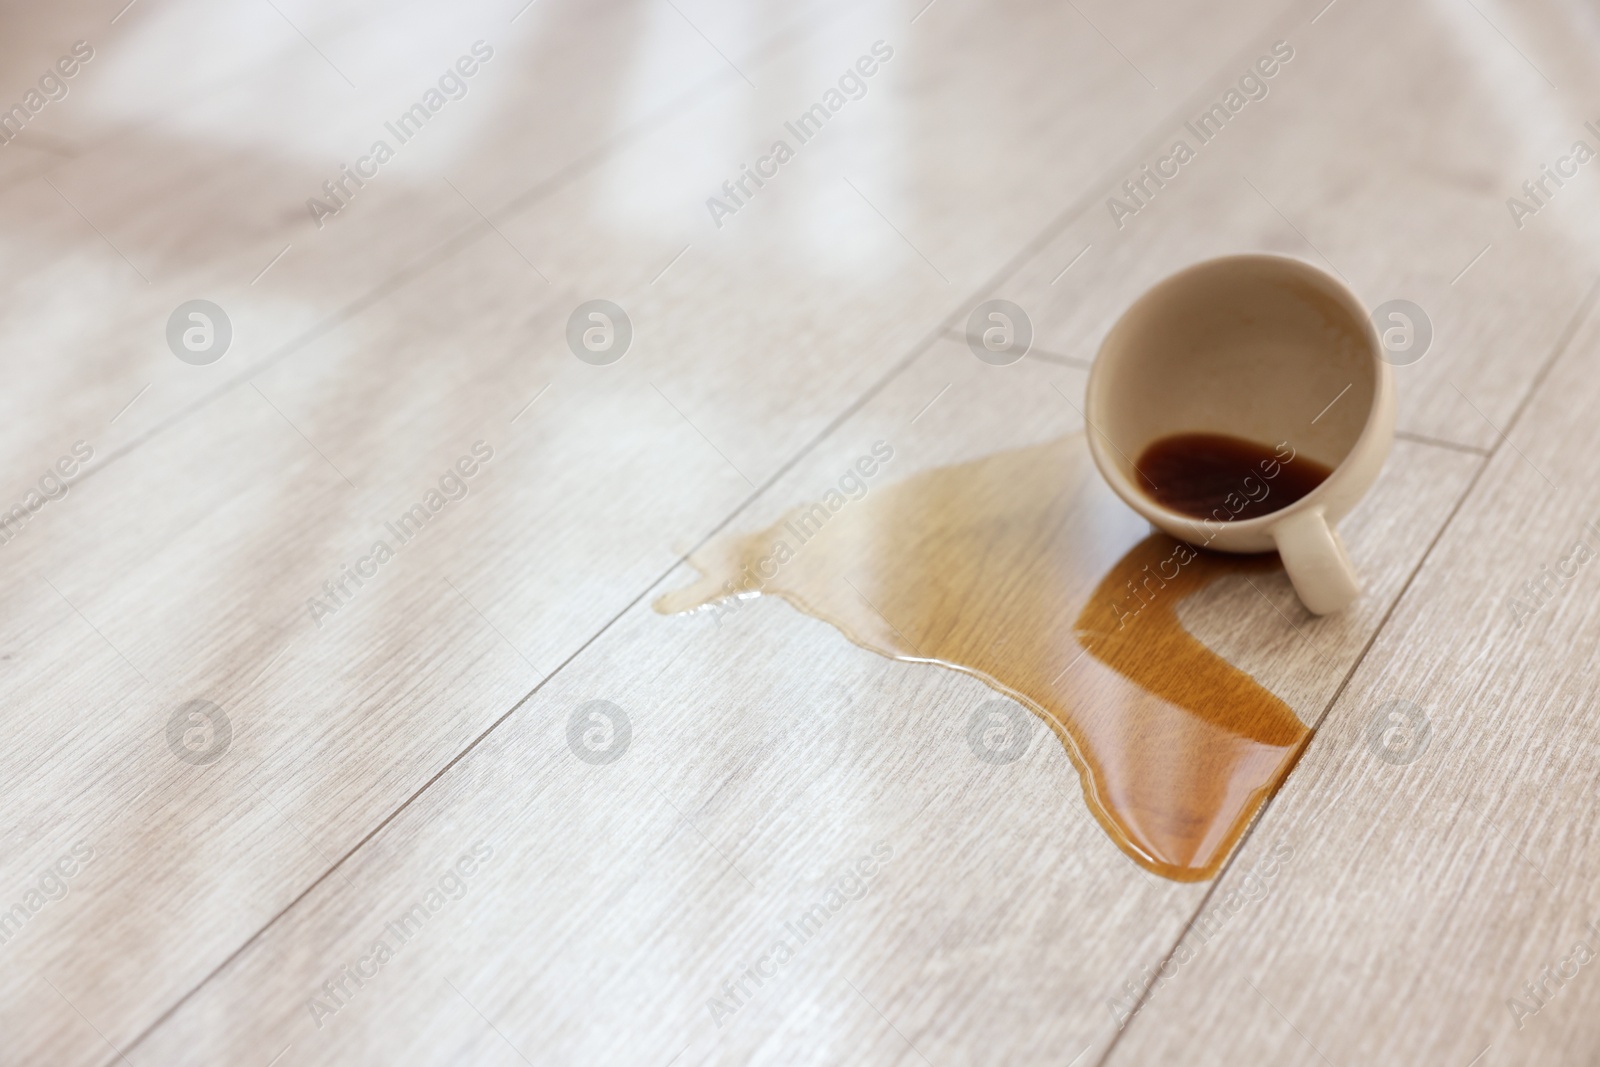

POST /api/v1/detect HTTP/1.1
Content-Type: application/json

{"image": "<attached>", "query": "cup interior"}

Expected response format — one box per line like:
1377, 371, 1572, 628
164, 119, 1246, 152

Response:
1091, 255, 1377, 511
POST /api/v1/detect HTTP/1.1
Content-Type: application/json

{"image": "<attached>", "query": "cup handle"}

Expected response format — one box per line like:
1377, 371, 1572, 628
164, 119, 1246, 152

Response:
1271, 507, 1361, 615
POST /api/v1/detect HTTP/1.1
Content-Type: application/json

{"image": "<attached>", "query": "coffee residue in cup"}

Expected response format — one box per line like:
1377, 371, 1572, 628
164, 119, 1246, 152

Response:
1134, 432, 1331, 521
655, 435, 1311, 881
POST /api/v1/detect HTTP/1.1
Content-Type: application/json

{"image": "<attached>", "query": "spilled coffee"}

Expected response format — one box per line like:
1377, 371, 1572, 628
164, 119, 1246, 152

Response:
656, 434, 1312, 881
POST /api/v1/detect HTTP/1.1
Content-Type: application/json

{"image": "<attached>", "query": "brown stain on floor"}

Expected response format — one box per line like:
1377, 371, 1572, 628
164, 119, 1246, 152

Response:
655, 434, 1311, 881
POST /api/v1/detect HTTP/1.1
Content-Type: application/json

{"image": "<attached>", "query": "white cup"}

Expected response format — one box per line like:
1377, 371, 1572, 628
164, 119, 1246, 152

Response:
1085, 254, 1395, 615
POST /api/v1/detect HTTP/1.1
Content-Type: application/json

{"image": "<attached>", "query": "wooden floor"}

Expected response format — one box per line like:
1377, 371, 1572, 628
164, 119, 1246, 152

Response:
4, 0, 1600, 1063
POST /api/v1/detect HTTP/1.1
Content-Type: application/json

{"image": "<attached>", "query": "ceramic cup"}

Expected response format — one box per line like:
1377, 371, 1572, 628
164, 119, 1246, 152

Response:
1086, 254, 1395, 615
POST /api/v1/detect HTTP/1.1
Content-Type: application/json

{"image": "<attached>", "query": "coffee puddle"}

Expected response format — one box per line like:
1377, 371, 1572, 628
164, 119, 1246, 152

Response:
655, 435, 1311, 881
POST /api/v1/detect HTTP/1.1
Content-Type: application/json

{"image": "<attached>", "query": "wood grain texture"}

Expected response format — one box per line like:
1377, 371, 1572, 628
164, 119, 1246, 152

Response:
123, 342, 1476, 1066
4, 0, 1595, 1063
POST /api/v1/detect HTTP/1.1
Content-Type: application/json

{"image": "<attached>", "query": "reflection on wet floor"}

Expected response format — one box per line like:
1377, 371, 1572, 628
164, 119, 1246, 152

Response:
657, 434, 1310, 881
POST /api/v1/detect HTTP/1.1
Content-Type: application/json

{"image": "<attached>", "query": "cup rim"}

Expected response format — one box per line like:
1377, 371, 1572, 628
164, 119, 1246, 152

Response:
1085, 252, 1394, 538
